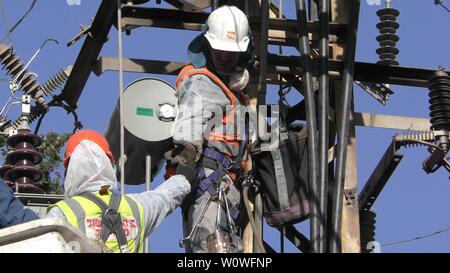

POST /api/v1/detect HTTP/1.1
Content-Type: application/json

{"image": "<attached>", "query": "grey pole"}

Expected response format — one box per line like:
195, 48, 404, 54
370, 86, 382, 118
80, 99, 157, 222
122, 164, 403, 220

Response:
116, 0, 125, 196
318, 0, 330, 253
295, 0, 320, 253
143, 155, 151, 252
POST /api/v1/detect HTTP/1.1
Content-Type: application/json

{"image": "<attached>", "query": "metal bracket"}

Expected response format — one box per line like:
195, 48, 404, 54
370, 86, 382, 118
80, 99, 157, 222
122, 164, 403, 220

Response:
355, 81, 394, 105
21, 95, 31, 113
9, 129, 18, 137
67, 18, 94, 47
344, 189, 357, 207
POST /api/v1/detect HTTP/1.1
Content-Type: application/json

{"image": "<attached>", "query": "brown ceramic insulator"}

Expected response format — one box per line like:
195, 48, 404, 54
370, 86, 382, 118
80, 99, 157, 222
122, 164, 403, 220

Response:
0, 163, 13, 178
6, 146, 42, 165
7, 129, 42, 148
0, 164, 14, 188
15, 178, 43, 194
2, 129, 44, 194
5, 165, 43, 194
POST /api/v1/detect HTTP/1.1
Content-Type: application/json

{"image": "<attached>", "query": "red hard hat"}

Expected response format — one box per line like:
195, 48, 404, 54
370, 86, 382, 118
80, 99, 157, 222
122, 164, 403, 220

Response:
64, 129, 115, 168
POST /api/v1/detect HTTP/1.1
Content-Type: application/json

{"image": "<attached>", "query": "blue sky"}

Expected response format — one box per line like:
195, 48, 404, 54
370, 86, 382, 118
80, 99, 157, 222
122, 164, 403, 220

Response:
1, 0, 450, 253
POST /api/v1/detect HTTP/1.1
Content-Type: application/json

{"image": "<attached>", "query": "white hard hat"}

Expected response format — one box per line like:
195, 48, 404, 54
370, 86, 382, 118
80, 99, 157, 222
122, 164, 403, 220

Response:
204, 6, 250, 52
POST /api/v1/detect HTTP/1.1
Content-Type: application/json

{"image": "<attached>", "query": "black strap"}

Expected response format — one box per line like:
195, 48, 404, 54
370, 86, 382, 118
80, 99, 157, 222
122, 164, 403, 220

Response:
80, 191, 129, 253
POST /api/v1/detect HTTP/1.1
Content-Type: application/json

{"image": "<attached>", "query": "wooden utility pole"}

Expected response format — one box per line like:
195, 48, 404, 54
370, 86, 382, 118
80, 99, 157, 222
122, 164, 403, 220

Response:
331, 0, 361, 253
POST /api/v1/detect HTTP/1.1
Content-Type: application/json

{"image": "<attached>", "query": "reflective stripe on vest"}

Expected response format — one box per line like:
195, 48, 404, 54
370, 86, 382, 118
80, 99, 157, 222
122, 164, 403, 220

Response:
176, 65, 241, 107
50, 192, 145, 253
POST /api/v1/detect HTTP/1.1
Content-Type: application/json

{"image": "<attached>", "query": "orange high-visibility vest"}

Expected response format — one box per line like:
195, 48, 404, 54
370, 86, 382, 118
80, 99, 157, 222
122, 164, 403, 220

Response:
176, 65, 246, 158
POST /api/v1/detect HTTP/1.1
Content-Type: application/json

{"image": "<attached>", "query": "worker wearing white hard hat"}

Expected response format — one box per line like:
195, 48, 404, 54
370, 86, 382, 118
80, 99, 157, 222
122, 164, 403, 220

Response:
204, 5, 251, 53
165, 5, 252, 253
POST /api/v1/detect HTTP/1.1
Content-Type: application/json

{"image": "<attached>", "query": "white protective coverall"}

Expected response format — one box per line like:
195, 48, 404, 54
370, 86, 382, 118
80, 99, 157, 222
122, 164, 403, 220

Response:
172, 34, 246, 253
47, 140, 191, 242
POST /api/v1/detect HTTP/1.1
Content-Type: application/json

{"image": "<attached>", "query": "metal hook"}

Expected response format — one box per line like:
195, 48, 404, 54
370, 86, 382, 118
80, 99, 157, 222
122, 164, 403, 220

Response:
10, 72, 38, 100
12, 38, 59, 85
223, 188, 236, 233
179, 195, 214, 248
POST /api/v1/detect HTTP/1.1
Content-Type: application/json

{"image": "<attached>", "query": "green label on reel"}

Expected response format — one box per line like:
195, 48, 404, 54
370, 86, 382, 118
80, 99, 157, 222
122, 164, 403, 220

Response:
136, 107, 154, 117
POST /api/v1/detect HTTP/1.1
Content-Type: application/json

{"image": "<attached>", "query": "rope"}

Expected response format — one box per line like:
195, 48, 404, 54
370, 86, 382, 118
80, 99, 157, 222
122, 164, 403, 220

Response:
242, 184, 266, 253
381, 226, 450, 247
116, 0, 125, 196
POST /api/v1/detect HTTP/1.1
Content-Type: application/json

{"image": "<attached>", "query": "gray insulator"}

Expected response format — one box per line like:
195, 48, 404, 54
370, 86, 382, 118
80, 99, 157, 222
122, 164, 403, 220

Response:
0, 44, 40, 98
428, 71, 450, 132
360, 210, 377, 253
376, 8, 400, 66
40, 66, 72, 96
6, 66, 72, 131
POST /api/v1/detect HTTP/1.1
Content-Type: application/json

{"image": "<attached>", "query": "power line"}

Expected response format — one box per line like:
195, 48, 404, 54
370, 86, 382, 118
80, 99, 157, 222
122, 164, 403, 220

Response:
435, 0, 450, 14
0, 0, 12, 43
381, 226, 450, 247
0, 0, 37, 42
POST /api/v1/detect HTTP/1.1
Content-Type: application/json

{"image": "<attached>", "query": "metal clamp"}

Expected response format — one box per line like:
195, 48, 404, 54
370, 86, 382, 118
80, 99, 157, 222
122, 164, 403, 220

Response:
225, 160, 241, 172
222, 188, 237, 233
355, 81, 394, 105
179, 195, 213, 248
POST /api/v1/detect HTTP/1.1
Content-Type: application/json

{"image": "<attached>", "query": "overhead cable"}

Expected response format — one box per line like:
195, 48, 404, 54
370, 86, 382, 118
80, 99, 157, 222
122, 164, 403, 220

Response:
435, 0, 450, 14
382, 226, 450, 247
0, 0, 37, 42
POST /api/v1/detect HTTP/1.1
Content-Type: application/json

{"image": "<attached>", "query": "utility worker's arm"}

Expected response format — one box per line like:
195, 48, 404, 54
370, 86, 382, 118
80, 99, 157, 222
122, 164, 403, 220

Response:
0, 181, 39, 228
128, 173, 192, 238
46, 176, 190, 238
166, 74, 230, 164
46, 167, 195, 239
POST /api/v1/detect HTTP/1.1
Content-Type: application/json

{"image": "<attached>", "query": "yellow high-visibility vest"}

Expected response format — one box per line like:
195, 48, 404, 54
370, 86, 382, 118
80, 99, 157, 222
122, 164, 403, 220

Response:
49, 191, 145, 253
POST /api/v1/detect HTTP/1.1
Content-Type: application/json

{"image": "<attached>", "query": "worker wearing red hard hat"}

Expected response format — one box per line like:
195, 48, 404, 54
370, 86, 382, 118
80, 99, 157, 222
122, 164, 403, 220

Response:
0, 129, 197, 253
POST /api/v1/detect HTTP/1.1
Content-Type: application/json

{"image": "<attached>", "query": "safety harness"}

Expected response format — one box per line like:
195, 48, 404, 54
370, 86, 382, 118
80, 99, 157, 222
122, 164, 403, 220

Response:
176, 65, 248, 219
181, 147, 242, 219
79, 191, 130, 253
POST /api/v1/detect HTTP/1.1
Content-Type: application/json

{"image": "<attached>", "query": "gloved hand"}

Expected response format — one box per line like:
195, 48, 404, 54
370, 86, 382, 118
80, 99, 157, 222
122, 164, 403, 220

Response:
164, 142, 198, 165
164, 163, 177, 180
176, 162, 199, 189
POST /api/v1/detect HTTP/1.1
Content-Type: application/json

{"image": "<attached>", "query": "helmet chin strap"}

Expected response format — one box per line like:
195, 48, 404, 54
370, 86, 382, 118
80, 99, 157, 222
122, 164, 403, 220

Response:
229, 67, 249, 92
